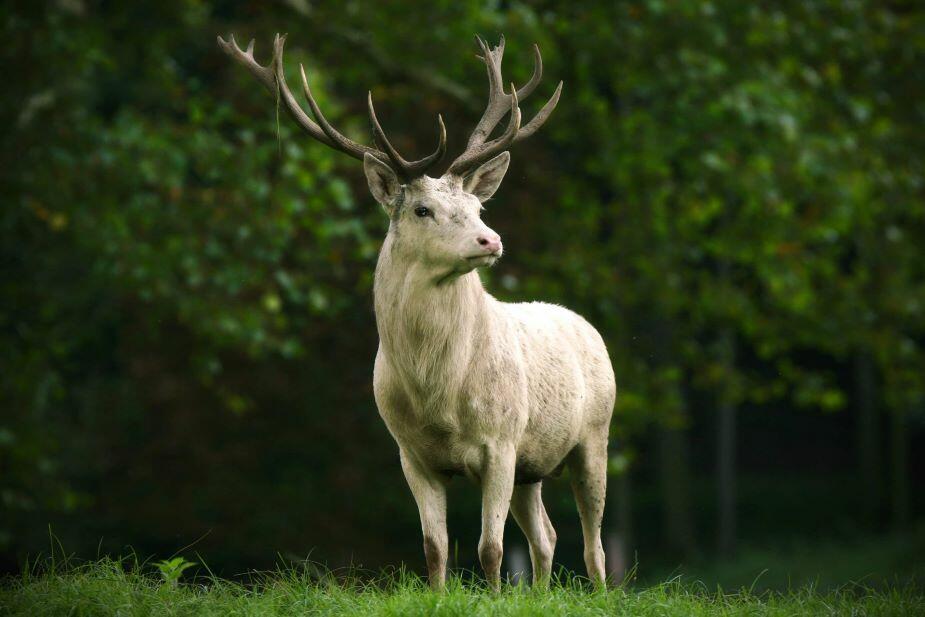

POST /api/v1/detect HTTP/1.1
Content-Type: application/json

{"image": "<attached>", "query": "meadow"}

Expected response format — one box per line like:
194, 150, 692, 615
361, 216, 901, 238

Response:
3, 550, 923, 617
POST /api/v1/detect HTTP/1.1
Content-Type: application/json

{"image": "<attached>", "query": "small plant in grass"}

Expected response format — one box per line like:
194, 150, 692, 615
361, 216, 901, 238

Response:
153, 557, 196, 587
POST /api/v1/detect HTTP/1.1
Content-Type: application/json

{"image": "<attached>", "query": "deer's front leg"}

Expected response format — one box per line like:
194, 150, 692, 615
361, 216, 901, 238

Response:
400, 449, 448, 591
478, 443, 516, 592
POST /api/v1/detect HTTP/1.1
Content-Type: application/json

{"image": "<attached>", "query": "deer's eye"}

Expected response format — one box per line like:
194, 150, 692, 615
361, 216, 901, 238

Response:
414, 206, 432, 218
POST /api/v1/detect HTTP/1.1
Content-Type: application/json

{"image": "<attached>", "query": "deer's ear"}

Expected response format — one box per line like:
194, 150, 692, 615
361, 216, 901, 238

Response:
364, 153, 402, 211
463, 151, 510, 202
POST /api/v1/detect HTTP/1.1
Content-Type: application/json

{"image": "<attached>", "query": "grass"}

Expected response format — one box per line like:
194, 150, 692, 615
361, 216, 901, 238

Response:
1, 557, 923, 616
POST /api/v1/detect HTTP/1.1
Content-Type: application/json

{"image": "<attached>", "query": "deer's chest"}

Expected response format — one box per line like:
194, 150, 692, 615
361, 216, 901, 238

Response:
377, 368, 521, 469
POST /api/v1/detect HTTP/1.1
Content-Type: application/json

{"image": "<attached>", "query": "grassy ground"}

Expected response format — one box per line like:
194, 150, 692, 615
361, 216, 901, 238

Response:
2, 559, 923, 617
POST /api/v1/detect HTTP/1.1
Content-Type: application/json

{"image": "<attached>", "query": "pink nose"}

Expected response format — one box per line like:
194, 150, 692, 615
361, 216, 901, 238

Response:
476, 233, 502, 254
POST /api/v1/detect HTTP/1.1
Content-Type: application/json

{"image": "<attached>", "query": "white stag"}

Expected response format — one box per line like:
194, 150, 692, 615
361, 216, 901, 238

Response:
219, 33, 616, 590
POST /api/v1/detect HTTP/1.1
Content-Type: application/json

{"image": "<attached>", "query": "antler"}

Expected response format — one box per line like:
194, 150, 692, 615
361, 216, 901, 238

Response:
368, 93, 447, 179
447, 36, 563, 177
217, 33, 447, 180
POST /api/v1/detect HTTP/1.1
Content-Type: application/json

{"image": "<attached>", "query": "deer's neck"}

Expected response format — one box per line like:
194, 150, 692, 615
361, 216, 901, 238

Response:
374, 237, 490, 410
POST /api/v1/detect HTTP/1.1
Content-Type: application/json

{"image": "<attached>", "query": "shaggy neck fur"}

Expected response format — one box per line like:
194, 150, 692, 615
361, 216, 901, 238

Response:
374, 232, 491, 420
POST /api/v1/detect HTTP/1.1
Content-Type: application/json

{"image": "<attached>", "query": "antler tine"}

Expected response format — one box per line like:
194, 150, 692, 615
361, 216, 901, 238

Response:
368, 93, 447, 181
466, 37, 548, 150
515, 80, 562, 141
515, 44, 543, 100
466, 36, 509, 150
448, 37, 560, 176
218, 33, 337, 148
448, 86, 521, 175
298, 64, 381, 161
217, 34, 275, 92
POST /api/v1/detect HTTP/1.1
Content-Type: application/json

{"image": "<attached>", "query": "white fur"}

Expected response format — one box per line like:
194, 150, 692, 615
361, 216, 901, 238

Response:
366, 154, 616, 590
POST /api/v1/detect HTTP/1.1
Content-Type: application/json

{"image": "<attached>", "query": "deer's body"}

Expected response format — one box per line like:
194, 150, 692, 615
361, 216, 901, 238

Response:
220, 32, 615, 590
374, 258, 614, 488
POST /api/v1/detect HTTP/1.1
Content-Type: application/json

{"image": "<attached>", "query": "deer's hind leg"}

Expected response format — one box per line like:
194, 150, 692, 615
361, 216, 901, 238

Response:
568, 435, 608, 587
510, 481, 557, 587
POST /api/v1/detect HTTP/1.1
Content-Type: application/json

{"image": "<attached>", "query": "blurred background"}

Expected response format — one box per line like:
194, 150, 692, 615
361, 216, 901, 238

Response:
2, 0, 924, 590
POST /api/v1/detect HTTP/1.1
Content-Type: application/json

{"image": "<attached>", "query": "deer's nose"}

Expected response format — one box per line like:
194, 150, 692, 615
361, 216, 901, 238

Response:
476, 232, 502, 254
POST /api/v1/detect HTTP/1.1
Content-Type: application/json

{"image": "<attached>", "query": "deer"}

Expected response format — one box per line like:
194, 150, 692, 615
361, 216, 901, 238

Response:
218, 32, 616, 591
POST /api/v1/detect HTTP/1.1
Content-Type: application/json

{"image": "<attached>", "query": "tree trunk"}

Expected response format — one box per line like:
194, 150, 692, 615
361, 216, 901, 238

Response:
889, 407, 910, 530
648, 312, 696, 560
505, 543, 529, 586
606, 468, 633, 583
716, 328, 737, 557
657, 423, 696, 558
854, 351, 881, 522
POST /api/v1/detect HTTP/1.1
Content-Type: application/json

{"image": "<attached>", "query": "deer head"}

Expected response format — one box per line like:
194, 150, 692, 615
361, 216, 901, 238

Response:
217, 34, 561, 279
